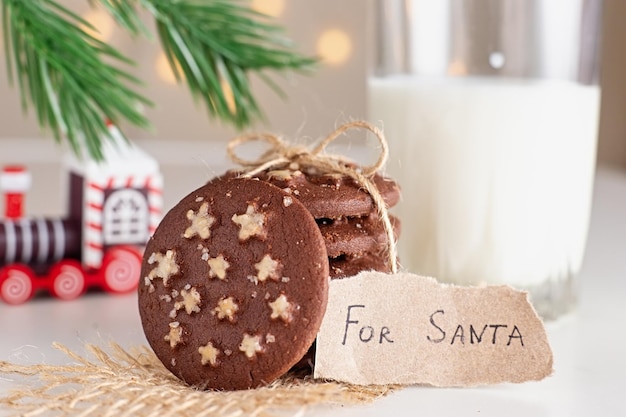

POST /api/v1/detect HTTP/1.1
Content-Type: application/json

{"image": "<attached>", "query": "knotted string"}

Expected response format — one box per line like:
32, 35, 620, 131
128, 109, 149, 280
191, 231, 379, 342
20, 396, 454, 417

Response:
227, 120, 398, 273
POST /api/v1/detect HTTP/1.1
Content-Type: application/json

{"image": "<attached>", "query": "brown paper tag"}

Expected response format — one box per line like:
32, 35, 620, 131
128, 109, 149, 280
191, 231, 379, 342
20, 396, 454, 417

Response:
314, 271, 553, 386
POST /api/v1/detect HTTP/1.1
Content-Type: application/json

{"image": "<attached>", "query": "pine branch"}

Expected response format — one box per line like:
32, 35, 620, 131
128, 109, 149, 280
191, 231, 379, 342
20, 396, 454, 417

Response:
2, 0, 151, 160
141, 0, 317, 128
2, 0, 316, 160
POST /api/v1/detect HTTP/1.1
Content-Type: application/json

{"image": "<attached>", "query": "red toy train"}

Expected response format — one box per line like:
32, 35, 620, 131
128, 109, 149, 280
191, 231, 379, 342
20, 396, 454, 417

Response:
0, 126, 163, 304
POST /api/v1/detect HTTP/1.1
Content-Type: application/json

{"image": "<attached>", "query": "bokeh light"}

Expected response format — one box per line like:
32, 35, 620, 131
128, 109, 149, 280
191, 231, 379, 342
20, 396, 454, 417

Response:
81, 9, 115, 42
220, 78, 237, 115
316, 29, 352, 66
251, 0, 286, 18
155, 52, 181, 85
447, 60, 468, 76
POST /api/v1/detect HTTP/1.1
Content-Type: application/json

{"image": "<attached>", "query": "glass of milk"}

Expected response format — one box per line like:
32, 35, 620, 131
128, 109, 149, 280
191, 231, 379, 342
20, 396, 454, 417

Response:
368, 0, 603, 319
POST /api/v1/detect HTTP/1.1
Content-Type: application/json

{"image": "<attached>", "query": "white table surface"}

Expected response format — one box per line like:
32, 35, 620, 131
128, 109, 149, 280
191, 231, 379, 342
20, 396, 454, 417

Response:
1, 165, 626, 417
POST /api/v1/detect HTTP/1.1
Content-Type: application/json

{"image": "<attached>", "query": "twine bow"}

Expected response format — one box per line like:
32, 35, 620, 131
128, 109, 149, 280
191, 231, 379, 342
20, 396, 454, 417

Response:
227, 120, 398, 273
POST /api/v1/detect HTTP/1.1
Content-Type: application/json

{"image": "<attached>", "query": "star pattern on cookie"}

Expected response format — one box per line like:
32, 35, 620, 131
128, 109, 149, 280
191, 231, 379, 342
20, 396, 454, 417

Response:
268, 294, 294, 323
239, 333, 263, 359
255, 254, 281, 282
184, 202, 215, 240
231, 204, 266, 241
198, 342, 220, 366
174, 287, 201, 315
214, 297, 239, 321
207, 254, 230, 280
164, 321, 183, 348
146, 250, 180, 287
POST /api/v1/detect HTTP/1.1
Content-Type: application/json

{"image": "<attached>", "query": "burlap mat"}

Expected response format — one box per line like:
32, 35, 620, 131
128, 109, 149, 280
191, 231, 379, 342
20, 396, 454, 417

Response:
0, 342, 396, 416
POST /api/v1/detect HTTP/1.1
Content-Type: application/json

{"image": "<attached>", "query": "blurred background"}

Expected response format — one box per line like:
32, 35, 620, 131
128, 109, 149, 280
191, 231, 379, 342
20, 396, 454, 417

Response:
0, 1, 368, 149
0, 0, 625, 211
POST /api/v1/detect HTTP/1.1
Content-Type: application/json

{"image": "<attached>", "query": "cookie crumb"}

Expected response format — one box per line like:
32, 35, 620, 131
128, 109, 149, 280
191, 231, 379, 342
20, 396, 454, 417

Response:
283, 196, 293, 207
195, 196, 204, 202
266, 333, 276, 343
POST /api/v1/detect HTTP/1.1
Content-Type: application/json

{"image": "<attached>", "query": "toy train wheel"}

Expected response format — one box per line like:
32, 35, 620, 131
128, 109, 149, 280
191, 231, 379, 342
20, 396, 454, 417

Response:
49, 260, 86, 300
101, 246, 142, 294
0, 265, 36, 305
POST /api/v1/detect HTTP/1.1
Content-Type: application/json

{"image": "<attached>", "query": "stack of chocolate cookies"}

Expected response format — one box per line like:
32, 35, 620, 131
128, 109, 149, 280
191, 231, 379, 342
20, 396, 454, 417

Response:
252, 167, 401, 278
137, 166, 400, 391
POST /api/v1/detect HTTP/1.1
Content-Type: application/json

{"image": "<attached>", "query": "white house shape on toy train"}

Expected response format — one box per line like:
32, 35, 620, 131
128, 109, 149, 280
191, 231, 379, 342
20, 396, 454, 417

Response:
64, 124, 163, 270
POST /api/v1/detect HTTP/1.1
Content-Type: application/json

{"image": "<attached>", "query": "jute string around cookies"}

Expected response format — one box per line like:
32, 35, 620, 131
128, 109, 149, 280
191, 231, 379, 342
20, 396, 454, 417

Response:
227, 120, 398, 273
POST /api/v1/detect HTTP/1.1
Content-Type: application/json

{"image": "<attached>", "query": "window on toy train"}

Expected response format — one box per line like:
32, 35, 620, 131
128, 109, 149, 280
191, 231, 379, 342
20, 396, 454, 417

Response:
103, 189, 149, 245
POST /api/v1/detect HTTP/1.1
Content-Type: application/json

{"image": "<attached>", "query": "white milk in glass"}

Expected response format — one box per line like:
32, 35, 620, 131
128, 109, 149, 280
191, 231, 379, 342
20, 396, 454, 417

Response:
369, 76, 600, 295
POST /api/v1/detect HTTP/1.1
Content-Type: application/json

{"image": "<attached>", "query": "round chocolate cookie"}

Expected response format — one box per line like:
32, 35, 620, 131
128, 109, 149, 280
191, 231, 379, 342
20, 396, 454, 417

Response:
138, 177, 329, 390
225, 167, 400, 219
318, 214, 401, 258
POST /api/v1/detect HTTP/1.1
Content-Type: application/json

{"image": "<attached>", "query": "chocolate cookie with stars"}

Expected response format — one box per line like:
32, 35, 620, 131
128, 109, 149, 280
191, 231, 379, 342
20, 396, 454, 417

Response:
138, 176, 329, 390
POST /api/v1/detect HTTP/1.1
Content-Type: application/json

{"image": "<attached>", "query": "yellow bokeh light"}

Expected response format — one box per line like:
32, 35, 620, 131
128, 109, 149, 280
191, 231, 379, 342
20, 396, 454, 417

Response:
251, 0, 286, 17
220, 77, 237, 115
447, 60, 468, 76
155, 52, 182, 85
316, 29, 352, 66
81, 9, 115, 42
